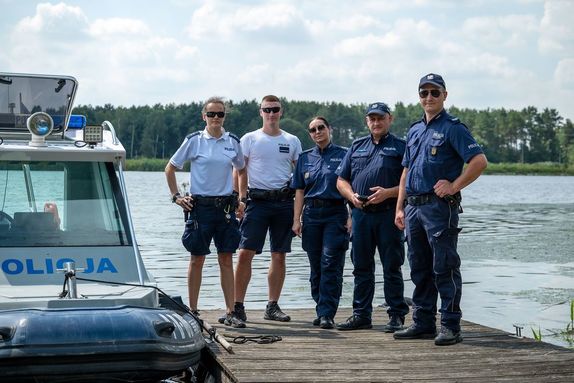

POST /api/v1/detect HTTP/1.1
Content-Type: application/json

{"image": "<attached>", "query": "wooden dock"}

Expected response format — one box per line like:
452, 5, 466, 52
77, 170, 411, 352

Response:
199, 307, 573, 382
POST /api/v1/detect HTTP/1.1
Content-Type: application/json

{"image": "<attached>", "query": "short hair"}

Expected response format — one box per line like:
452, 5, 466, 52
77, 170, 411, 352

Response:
261, 95, 281, 105
202, 96, 226, 113
309, 116, 330, 128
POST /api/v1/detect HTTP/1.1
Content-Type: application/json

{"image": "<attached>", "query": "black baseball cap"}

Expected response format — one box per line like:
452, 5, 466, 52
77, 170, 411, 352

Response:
419, 73, 446, 89
365, 102, 391, 116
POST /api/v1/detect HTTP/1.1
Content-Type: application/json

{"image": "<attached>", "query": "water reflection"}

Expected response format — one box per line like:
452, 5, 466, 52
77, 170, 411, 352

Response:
126, 172, 574, 348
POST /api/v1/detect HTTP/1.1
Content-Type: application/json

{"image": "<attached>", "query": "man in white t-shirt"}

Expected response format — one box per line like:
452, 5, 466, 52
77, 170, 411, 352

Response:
233, 95, 302, 324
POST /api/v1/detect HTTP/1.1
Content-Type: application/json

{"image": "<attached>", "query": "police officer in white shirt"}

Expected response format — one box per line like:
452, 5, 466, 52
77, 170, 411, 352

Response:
165, 96, 246, 328
234, 95, 302, 324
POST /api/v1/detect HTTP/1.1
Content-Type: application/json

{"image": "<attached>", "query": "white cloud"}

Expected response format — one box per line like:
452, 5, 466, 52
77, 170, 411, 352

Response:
554, 58, 574, 88
539, 0, 574, 54
462, 14, 538, 48
14, 2, 88, 38
88, 18, 150, 39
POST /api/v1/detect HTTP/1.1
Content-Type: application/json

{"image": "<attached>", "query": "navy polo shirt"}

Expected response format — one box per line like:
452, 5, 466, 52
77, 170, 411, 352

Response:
291, 143, 347, 200
336, 134, 405, 196
402, 110, 484, 196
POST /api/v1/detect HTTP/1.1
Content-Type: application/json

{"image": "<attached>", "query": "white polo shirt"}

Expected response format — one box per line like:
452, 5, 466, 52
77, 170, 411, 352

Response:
170, 128, 245, 196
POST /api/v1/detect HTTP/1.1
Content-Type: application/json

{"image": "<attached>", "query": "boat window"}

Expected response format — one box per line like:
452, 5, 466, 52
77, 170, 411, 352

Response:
0, 161, 132, 247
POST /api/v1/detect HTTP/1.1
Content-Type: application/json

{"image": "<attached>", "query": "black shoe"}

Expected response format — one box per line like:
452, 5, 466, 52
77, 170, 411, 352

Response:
217, 314, 226, 324
336, 315, 372, 331
224, 311, 246, 328
264, 301, 291, 322
434, 326, 463, 346
320, 316, 335, 329
393, 324, 437, 339
234, 302, 247, 322
383, 315, 405, 333
312, 317, 320, 326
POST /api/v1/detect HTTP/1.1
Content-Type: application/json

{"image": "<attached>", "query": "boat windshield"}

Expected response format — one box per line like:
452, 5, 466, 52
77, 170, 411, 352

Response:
0, 74, 76, 133
0, 160, 132, 247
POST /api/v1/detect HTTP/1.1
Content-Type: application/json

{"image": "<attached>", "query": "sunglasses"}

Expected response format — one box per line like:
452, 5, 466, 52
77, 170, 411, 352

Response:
419, 89, 443, 98
261, 107, 281, 114
205, 111, 225, 118
308, 124, 327, 134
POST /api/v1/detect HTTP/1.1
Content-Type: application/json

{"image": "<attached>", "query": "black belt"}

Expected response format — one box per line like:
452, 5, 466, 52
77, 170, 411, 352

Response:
406, 192, 462, 207
194, 195, 235, 207
362, 200, 396, 213
305, 199, 345, 208
406, 193, 435, 206
248, 188, 294, 201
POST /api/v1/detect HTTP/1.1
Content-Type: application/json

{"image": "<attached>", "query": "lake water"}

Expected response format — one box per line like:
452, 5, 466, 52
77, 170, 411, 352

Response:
125, 172, 574, 348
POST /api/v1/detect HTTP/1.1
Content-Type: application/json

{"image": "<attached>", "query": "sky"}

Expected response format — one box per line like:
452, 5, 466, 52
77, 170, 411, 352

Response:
1, 0, 573, 121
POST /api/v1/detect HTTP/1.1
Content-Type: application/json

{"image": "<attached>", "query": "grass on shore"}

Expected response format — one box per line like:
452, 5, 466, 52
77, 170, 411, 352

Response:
125, 158, 574, 175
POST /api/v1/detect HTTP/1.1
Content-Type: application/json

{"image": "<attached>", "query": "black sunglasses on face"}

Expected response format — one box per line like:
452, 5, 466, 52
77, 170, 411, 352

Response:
308, 124, 327, 134
419, 89, 442, 98
261, 107, 281, 113
205, 111, 225, 118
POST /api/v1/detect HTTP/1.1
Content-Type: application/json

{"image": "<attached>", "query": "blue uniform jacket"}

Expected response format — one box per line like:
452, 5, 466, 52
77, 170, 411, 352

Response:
291, 143, 347, 200
336, 134, 405, 197
402, 110, 483, 196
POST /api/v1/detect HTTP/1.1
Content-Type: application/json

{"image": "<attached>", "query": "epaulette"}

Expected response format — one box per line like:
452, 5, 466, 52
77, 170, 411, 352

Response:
229, 132, 240, 143
185, 131, 201, 140
301, 147, 314, 154
449, 116, 460, 123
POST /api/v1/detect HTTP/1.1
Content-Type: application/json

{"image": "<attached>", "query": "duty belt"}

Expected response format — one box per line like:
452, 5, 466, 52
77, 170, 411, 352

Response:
406, 193, 434, 206
194, 195, 236, 207
406, 192, 462, 209
362, 200, 396, 213
248, 188, 294, 202
305, 199, 345, 208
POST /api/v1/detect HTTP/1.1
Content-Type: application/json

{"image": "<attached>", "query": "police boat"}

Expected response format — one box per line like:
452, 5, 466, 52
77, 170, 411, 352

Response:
0, 73, 206, 382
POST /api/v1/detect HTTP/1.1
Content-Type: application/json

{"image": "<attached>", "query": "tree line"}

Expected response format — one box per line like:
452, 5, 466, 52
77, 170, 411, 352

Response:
73, 100, 574, 166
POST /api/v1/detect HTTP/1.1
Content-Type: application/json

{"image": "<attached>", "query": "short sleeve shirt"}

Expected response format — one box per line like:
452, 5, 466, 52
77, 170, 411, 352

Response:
336, 134, 405, 197
241, 128, 302, 190
169, 128, 244, 196
402, 110, 483, 195
291, 143, 347, 200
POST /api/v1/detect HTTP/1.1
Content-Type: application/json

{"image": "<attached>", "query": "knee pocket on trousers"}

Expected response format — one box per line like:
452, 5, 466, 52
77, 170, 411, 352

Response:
432, 227, 462, 273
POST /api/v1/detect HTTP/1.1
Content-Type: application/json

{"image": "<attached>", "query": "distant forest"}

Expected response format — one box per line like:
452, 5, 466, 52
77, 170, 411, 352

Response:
73, 100, 574, 165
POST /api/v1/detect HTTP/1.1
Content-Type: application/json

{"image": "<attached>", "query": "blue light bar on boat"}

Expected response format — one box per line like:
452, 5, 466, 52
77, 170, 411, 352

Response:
67, 115, 87, 129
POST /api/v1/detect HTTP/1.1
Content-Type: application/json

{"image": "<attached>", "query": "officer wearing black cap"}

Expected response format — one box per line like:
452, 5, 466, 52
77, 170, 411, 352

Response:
291, 116, 350, 329
335, 102, 409, 331
393, 73, 488, 345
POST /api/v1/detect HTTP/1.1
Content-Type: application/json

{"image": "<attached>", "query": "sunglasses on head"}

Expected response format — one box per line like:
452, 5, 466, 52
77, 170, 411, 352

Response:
205, 111, 225, 118
261, 107, 281, 114
418, 89, 443, 98
308, 124, 327, 134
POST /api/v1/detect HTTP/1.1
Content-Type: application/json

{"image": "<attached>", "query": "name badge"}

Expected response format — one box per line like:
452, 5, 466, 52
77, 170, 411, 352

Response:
279, 146, 290, 153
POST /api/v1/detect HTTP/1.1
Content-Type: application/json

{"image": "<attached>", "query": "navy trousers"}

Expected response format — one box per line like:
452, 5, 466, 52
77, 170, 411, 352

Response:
301, 204, 348, 319
350, 207, 409, 319
404, 198, 462, 332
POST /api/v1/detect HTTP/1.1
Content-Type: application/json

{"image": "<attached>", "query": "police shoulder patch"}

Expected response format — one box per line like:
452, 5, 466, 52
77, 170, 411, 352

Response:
186, 131, 201, 140
229, 132, 240, 143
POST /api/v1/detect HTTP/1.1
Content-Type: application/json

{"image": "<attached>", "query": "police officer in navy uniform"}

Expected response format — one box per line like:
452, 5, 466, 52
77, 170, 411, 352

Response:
393, 74, 488, 345
291, 116, 350, 329
335, 102, 409, 331
165, 96, 246, 328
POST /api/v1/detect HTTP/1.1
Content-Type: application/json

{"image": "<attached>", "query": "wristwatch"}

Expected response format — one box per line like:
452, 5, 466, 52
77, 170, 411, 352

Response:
171, 192, 181, 203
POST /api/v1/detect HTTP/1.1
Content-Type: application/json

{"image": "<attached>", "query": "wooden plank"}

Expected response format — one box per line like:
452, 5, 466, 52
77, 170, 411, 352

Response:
199, 308, 573, 382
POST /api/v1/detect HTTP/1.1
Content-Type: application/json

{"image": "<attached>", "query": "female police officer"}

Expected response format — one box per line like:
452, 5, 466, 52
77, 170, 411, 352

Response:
165, 96, 246, 328
291, 117, 350, 329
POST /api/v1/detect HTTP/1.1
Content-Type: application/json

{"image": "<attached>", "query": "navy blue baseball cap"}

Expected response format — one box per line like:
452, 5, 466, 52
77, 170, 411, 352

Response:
419, 73, 446, 89
365, 102, 391, 116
